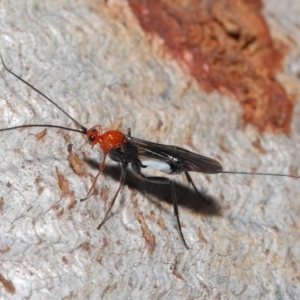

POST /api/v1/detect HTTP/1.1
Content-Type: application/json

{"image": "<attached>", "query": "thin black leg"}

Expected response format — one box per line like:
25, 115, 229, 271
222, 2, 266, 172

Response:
184, 171, 209, 203
132, 162, 189, 249
97, 161, 128, 230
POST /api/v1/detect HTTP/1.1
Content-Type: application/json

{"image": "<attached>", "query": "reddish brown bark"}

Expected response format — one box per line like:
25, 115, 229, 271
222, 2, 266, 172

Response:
128, 0, 294, 133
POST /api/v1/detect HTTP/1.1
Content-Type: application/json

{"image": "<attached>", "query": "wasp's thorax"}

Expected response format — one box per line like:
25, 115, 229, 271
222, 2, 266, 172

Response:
86, 126, 127, 153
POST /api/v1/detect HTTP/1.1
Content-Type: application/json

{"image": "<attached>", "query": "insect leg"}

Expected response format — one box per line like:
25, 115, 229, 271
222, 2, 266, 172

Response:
81, 153, 108, 202
184, 171, 209, 203
132, 162, 189, 249
127, 128, 131, 137
97, 160, 128, 230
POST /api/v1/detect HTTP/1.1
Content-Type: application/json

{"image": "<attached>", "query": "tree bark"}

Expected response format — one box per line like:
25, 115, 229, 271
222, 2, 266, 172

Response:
0, 0, 299, 298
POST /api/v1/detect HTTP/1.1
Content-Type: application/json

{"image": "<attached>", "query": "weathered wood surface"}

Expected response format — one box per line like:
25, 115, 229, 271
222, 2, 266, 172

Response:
0, 1, 299, 298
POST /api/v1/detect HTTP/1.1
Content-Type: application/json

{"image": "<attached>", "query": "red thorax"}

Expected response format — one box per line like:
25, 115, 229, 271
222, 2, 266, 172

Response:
86, 125, 127, 153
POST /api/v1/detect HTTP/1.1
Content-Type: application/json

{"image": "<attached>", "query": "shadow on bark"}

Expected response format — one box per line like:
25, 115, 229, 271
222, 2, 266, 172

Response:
85, 158, 222, 217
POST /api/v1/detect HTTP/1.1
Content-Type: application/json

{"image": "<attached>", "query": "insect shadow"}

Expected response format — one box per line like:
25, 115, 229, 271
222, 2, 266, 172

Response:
85, 158, 221, 217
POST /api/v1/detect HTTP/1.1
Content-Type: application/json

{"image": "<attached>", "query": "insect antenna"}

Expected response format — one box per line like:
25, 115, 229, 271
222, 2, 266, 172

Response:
0, 55, 87, 134
0, 124, 86, 134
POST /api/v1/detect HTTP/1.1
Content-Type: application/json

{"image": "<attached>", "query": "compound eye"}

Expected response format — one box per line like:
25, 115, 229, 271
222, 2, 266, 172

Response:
88, 135, 95, 143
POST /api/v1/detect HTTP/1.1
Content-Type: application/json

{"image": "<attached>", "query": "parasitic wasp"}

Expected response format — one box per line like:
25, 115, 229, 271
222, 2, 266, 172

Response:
0, 56, 299, 249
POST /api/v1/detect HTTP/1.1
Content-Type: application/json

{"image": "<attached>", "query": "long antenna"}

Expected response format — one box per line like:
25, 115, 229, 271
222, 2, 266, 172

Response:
0, 55, 87, 133
222, 170, 300, 179
0, 124, 86, 134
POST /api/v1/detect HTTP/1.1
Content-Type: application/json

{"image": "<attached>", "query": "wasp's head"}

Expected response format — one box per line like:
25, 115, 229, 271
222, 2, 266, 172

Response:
86, 126, 102, 147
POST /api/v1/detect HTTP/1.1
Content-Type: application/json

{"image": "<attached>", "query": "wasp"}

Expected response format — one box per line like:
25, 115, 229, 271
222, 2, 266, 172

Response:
1, 57, 298, 249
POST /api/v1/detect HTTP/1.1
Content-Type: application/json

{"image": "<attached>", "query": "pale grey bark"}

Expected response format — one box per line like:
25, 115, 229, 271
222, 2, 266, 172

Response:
0, 0, 299, 299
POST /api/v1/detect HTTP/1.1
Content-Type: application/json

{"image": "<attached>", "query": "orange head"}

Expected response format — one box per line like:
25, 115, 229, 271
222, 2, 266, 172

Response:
86, 126, 127, 153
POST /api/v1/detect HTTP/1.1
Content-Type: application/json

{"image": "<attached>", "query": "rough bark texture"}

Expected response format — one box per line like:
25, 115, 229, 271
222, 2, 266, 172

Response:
128, 0, 295, 134
0, 0, 300, 299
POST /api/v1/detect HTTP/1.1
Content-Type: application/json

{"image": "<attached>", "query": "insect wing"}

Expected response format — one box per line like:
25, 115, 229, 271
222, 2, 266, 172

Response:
126, 136, 223, 174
